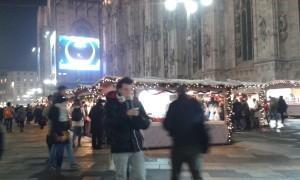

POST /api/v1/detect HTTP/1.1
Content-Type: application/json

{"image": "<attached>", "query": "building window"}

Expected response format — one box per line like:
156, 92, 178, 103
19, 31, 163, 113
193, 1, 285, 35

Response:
234, 0, 253, 62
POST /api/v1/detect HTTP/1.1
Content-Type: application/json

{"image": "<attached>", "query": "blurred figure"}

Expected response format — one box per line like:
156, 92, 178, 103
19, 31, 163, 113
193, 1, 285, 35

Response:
70, 99, 84, 148
16, 106, 26, 132
241, 98, 251, 130
34, 105, 45, 129
263, 99, 270, 124
0, 124, 3, 160
48, 95, 70, 174
0, 107, 4, 124
48, 87, 79, 174
164, 86, 208, 180
251, 99, 260, 128
277, 96, 288, 124
3, 102, 14, 133
83, 102, 90, 136
89, 99, 105, 150
105, 77, 150, 180
232, 99, 242, 130
269, 97, 278, 121
26, 104, 34, 124
44, 95, 53, 154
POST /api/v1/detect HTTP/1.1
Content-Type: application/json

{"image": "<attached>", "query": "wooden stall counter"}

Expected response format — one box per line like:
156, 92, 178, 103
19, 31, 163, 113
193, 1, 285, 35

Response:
143, 121, 229, 149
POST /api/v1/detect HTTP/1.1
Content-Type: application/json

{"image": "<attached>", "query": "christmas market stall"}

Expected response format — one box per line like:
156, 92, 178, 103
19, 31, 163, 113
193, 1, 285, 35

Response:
97, 76, 239, 148
263, 80, 300, 117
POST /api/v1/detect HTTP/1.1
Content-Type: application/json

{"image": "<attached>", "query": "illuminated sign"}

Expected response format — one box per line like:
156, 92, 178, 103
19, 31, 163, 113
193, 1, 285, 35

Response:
58, 36, 100, 71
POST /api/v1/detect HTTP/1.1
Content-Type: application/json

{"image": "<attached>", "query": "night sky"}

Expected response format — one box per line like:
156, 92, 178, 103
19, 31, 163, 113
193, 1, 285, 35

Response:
0, 5, 38, 71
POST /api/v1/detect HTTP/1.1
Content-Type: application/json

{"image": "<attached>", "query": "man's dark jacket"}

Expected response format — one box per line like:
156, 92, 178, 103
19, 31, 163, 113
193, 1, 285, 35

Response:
104, 91, 150, 153
89, 103, 105, 134
163, 95, 207, 149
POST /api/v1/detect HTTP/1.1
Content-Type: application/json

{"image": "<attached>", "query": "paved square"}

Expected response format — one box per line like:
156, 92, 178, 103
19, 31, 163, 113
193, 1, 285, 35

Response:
1, 119, 300, 179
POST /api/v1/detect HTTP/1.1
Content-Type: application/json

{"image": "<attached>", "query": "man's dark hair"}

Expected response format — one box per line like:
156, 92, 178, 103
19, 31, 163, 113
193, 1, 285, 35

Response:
57, 85, 67, 92
176, 85, 186, 96
116, 77, 134, 89
47, 95, 53, 100
6, 102, 11, 107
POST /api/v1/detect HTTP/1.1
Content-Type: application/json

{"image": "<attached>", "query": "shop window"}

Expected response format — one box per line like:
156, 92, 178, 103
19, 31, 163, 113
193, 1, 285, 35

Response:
234, 0, 253, 62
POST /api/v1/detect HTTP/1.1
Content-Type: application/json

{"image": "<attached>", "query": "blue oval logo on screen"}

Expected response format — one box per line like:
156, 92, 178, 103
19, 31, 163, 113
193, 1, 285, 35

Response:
58, 36, 100, 71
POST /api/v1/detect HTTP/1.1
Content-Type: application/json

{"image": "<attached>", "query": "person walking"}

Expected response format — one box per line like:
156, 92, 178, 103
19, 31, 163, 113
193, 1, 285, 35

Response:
105, 77, 150, 180
48, 87, 79, 173
3, 102, 14, 133
0, 107, 4, 124
83, 103, 91, 136
269, 97, 278, 121
26, 104, 34, 124
277, 96, 288, 124
70, 99, 84, 148
232, 99, 242, 130
89, 99, 105, 150
44, 95, 53, 157
0, 123, 3, 160
163, 86, 209, 180
241, 99, 251, 130
16, 106, 26, 132
263, 99, 270, 124
34, 105, 46, 129
48, 95, 72, 174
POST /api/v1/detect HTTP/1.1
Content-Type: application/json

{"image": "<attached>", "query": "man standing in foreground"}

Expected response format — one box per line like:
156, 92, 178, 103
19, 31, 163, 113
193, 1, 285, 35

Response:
105, 77, 150, 180
164, 86, 208, 180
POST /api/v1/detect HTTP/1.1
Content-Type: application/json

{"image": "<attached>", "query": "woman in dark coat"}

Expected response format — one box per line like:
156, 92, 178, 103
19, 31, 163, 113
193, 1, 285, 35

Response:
89, 99, 105, 149
277, 96, 288, 124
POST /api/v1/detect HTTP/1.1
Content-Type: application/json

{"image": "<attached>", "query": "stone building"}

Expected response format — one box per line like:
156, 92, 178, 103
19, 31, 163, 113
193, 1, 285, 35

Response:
38, 0, 300, 84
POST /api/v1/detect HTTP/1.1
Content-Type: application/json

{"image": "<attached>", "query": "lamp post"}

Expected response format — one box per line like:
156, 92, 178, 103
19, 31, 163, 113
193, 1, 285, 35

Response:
164, 0, 213, 78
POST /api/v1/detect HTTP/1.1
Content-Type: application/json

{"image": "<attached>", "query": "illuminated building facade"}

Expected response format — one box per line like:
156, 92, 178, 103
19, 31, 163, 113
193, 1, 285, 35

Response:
38, 0, 300, 88
37, 0, 102, 89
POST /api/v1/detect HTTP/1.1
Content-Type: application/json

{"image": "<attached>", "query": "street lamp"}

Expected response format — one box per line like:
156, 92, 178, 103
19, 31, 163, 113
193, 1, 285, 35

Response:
32, 47, 36, 53
164, 0, 213, 78
164, 0, 213, 13
200, 0, 213, 6
184, 0, 198, 14
164, 0, 177, 11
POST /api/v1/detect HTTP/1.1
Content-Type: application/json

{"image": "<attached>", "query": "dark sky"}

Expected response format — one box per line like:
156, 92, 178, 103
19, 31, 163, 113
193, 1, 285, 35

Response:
0, 5, 37, 71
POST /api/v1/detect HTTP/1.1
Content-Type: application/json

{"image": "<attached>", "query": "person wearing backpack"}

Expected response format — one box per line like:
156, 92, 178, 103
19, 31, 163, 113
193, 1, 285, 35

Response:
71, 99, 84, 148
16, 106, 26, 132
3, 102, 14, 133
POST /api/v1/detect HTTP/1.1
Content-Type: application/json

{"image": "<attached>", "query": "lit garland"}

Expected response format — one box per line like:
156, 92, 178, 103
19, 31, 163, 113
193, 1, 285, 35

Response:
225, 88, 234, 144
96, 76, 237, 143
258, 90, 268, 126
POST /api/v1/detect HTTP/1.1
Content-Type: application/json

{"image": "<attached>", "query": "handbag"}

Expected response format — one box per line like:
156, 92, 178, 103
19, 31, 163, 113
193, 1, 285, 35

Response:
52, 131, 70, 144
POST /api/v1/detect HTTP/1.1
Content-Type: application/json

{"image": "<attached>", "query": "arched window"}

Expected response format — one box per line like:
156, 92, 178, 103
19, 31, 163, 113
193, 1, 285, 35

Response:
234, 0, 253, 62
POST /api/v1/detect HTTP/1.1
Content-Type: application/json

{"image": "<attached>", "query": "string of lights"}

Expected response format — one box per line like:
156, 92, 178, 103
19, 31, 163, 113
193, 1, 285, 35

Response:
66, 78, 300, 144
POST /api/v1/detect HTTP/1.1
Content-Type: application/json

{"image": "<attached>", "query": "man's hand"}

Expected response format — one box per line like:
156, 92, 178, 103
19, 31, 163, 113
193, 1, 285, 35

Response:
127, 108, 139, 117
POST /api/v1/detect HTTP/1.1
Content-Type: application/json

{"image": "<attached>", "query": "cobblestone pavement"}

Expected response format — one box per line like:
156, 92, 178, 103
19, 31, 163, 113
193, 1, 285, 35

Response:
1, 119, 300, 180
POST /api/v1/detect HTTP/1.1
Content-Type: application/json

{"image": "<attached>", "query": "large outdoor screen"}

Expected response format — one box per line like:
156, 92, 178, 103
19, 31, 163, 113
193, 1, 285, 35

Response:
58, 35, 100, 71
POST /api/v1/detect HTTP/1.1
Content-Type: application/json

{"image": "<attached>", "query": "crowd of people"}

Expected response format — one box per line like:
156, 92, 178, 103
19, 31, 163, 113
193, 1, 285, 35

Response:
42, 77, 209, 179
0, 76, 290, 180
232, 95, 288, 130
